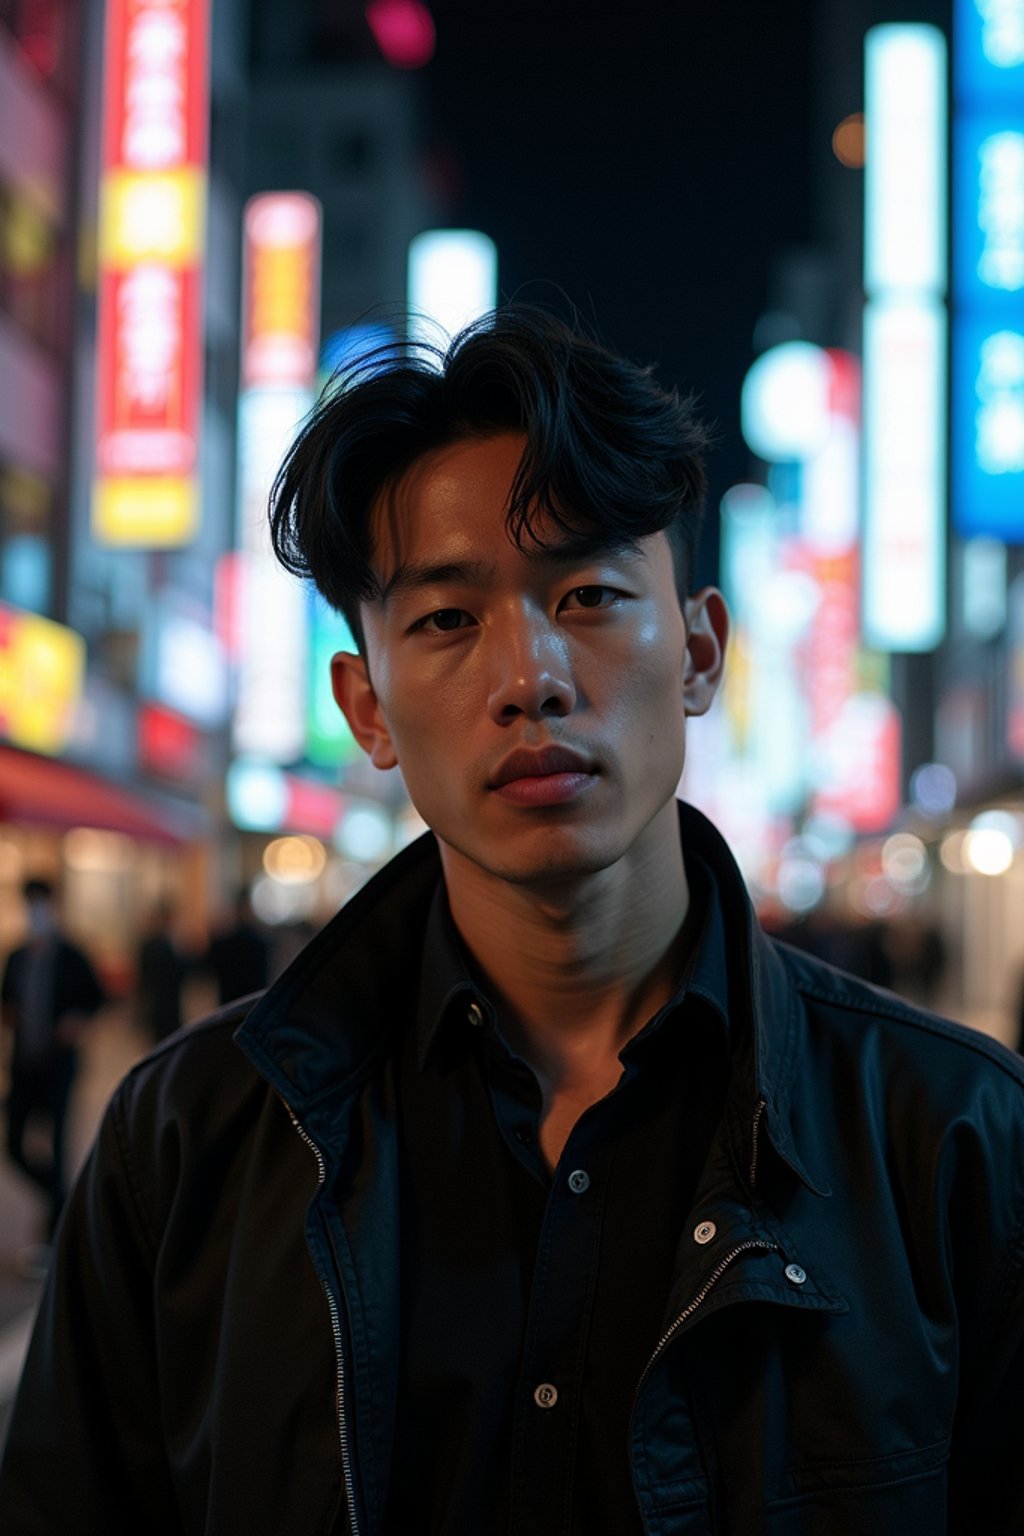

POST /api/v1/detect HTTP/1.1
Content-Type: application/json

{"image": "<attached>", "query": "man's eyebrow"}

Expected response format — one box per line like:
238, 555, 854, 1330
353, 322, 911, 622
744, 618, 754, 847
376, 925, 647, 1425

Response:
380, 560, 494, 603
378, 537, 645, 605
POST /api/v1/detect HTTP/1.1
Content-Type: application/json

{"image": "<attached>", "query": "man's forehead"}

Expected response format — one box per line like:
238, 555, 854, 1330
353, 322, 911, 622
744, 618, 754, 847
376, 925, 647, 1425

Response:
367, 433, 662, 593
370, 434, 521, 544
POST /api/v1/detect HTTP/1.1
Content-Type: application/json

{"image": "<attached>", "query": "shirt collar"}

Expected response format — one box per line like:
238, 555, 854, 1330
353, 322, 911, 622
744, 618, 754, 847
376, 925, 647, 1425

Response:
414, 834, 733, 1073
414, 883, 490, 1071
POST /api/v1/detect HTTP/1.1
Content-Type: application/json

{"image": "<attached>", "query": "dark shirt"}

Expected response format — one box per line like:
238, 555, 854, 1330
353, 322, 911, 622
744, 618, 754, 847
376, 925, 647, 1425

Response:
384, 850, 733, 1535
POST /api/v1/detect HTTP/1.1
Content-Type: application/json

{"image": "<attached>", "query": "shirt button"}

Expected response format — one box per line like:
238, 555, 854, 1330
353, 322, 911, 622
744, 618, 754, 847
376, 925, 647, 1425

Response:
785, 1263, 807, 1286
693, 1220, 717, 1245
533, 1382, 558, 1409
466, 1001, 484, 1027
567, 1169, 590, 1194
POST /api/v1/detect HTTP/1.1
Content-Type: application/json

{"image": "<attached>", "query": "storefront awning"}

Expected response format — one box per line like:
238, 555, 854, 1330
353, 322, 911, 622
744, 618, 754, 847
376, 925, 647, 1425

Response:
0, 745, 204, 845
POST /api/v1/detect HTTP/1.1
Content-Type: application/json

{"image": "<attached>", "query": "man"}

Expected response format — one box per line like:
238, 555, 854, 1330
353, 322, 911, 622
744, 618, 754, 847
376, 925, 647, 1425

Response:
1, 878, 105, 1245
2, 308, 1023, 1534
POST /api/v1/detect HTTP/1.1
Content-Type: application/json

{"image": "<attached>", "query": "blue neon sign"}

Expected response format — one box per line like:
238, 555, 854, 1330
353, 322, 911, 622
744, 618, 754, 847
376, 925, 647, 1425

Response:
953, 116, 1024, 308
953, 0, 1024, 538
953, 317, 1024, 537
955, 0, 1024, 107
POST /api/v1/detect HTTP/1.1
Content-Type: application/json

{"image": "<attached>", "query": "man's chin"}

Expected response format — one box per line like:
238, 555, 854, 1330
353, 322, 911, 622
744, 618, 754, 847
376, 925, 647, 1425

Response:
437, 828, 624, 891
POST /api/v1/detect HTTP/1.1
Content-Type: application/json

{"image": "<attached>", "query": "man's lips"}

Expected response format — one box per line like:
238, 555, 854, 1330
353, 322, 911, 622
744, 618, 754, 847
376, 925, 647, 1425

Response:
489, 745, 596, 790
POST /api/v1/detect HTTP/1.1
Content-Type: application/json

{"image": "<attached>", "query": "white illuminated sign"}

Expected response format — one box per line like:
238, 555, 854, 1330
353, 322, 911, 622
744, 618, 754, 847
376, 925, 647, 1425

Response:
407, 229, 498, 345
864, 23, 949, 651
232, 194, 322, 765
232, 390, 312, 762
865, 26, 947, 295
154, 610, 227, 726
862, 299, 947, 650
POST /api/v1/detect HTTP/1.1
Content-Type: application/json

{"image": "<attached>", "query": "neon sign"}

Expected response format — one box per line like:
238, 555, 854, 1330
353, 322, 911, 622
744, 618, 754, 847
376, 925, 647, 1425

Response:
232, 194, 321, 765
953, 0, 1024, 536
863, 25, 948, 650
93, 0, 209, 546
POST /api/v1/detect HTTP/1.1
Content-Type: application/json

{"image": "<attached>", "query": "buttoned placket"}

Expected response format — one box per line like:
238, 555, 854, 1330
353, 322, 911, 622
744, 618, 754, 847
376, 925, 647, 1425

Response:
498, 1080, 618, 1536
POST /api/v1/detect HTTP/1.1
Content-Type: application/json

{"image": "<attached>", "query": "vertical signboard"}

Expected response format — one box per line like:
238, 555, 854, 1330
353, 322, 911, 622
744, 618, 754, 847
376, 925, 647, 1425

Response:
407, 229, 498, 347
1007, 573, 1024, 761
952, 0, 1024, 538
862, 25, 948, 652
93, 0, 210, 546
232, 193, 321, 765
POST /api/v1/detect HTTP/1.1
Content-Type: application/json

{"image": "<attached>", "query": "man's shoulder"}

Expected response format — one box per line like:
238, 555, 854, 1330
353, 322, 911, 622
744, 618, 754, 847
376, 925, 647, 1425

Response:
771, 935, 1024, 1100
113, 993, 272, 1129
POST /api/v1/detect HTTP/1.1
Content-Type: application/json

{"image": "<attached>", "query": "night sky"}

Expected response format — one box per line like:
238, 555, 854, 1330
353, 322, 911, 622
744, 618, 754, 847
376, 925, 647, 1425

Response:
422, 2, 816, 576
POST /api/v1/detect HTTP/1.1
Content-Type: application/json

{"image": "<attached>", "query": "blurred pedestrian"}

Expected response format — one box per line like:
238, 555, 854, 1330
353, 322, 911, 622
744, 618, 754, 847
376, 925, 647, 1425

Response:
0, 877, 105, 1248
202, 887, 270, 1005
135, 901, 186, 1043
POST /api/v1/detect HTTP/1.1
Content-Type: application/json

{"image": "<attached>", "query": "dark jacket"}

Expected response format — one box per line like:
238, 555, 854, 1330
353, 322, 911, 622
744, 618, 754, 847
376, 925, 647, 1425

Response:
2, 805, 1023, 1535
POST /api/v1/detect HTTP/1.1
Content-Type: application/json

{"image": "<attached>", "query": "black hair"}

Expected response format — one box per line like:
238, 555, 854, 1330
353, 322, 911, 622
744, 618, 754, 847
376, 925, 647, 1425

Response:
270, 304, 711, 651
23, 878, 54, 902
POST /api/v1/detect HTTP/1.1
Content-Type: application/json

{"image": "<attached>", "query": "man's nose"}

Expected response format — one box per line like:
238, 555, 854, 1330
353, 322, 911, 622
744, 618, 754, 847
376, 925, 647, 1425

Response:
486, 609, 577, 723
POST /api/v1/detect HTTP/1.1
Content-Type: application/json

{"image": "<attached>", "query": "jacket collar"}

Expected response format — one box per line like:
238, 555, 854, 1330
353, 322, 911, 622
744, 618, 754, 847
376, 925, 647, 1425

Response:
234, 800, 829, 1196
677, 805, 830, 1198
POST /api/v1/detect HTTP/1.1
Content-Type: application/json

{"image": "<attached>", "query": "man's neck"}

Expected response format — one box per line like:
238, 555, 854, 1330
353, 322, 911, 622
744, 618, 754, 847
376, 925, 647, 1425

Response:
440, 801, 693, 1096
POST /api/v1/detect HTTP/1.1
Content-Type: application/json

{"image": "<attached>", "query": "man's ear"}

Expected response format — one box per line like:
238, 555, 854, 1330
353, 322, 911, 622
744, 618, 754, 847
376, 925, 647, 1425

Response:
682, 588, 729, 717
330, 651, 399, 770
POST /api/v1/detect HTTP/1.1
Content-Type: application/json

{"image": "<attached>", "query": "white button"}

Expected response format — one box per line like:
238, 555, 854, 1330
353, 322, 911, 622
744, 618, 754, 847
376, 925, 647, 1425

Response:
533, 1382, 558, 1408
568, 1169, 590, 1194
467, 1001, 484, 1027
785, 1263, 807, 1286
693, 1220, 717, 1245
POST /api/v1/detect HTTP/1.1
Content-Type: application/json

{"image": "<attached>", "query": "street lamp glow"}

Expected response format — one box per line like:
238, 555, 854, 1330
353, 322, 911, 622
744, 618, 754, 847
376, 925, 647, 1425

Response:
740, 342, 831, 461
963, 827, 1015, 875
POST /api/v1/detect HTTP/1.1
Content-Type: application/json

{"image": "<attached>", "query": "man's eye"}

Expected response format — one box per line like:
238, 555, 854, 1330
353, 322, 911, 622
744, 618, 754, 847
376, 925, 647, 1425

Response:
418, 608, 471, 632
563, 585, 615, 610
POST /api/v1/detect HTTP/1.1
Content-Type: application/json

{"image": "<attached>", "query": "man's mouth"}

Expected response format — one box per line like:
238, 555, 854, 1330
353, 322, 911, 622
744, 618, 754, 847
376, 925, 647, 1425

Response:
489, 746, 598, 807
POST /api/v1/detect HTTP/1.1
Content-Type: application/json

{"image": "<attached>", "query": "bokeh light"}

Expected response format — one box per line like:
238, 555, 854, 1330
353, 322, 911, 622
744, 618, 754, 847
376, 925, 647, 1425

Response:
881, 832, 930, 893
910, 761, 957, 819
832, 113, 866, 168
777, 848, 826, 913
963, 828, 1015, 877
939, 830, 968, 874
262, 834, 327, 885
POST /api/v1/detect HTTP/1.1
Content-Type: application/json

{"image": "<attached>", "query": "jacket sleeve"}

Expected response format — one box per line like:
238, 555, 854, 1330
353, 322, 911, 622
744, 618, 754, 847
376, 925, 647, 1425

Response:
946, 1127, 1024, 1534
0, 1080, 179, 1536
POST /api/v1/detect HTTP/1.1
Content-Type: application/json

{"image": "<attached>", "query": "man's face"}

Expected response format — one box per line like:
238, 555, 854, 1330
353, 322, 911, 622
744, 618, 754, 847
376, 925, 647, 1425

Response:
333, 433, 727, 889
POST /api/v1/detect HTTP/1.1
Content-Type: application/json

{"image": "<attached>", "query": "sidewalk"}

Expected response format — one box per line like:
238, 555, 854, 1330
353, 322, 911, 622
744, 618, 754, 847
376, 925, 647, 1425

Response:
0, 1001, 157, 1444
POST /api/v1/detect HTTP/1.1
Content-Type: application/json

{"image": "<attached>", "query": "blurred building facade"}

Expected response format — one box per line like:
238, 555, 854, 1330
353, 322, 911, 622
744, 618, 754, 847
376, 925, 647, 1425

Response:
685, 0, 1024, 1048
0, 0, 440, 985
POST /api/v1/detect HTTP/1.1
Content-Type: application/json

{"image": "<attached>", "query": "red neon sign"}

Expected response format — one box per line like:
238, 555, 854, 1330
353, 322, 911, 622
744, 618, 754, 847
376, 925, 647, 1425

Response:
242, 194, 322, 391
94, 0, 210, 545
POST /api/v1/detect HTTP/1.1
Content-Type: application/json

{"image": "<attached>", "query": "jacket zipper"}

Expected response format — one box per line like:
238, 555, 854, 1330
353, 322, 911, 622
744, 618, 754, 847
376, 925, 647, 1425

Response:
633, 1237, 779, 1408
284, 1102, 361, 1536
750, 1095, 767, 1191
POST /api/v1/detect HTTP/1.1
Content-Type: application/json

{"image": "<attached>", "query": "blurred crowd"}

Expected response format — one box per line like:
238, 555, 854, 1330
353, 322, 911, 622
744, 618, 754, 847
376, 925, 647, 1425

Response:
2, 876, 1023, 1271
